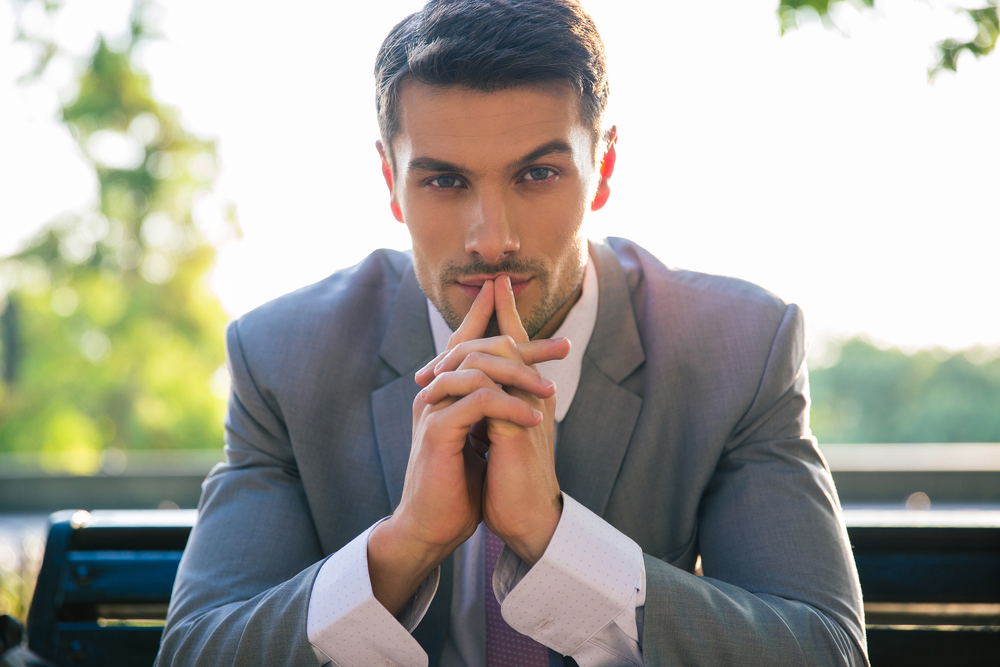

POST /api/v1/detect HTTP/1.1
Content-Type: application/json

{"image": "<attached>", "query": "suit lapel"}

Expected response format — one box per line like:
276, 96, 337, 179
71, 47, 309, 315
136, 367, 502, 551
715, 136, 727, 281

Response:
372, 266, 435, 511
370, 263, 453, 663
556, 242, 645, 517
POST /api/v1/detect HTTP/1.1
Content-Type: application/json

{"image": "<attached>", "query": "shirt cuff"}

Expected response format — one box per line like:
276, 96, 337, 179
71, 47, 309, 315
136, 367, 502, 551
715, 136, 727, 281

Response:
493, 492, 645, 655
307, 519, 439, 667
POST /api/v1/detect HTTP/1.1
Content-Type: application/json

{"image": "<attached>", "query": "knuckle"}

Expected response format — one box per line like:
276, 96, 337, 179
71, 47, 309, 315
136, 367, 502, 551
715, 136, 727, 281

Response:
467, 367, 489, 384
423, 411, 442, 430
471, 387, 494, 405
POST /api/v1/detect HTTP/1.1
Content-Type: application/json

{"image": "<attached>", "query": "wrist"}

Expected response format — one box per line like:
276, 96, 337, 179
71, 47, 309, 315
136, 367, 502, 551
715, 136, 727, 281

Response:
503, 493, 563, 566
368, 516, 451, 616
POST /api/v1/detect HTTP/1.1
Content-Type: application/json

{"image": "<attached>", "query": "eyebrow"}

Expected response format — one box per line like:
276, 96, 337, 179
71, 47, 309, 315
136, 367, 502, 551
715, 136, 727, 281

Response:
506, 139, 574, 171
407, 139, 576, 175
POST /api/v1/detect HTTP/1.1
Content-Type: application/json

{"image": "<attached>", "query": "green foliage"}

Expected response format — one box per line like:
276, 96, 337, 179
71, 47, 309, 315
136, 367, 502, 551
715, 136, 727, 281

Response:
809, 338, 1000, 444
778, 0, 874, 35
0, 2, 230, 473
0, 530, 43, 623
934, 3, 999, 77
777, 0, 999, 77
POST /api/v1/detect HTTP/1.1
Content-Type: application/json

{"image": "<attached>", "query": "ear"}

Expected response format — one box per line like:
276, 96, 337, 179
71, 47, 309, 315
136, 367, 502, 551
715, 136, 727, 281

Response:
590, 125, 617, 212
376, 140, 404, 223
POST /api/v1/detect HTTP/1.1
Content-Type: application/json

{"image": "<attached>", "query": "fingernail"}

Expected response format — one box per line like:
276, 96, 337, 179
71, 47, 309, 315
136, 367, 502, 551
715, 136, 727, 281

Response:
434, 360, 445, 373
543, 378, 555, 390
533, 408, 543, 421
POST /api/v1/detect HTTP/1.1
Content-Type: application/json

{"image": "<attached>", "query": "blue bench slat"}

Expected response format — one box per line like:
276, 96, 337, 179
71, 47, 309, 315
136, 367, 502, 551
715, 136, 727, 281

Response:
52, 623, 164, 667
866, 626, 1000, 667
60, 552, 183, 606
855, 553, 1000, 603
24, 508, 1000, 667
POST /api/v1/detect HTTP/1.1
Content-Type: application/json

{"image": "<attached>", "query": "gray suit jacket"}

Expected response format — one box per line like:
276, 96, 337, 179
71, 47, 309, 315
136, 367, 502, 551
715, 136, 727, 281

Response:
157, 238, 867, 666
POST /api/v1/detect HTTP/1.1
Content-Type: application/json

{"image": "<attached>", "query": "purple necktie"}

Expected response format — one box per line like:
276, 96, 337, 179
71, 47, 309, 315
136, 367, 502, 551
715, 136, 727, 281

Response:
485, 526, 549, 667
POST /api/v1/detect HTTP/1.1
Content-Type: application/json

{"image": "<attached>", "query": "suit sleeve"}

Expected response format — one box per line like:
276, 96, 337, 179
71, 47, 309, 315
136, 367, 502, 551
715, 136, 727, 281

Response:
641, 304, 868, 666
155, 320, 329, 666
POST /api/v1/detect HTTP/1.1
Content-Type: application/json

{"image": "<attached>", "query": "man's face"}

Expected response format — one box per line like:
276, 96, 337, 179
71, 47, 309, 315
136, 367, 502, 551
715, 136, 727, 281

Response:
382, 81, 605, 339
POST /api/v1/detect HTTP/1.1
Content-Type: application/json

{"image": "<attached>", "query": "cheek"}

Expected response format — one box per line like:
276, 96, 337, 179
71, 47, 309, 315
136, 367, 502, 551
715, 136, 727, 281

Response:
409, 251, 440, 306
407, 223, 457, 277
532, 198, 587, 250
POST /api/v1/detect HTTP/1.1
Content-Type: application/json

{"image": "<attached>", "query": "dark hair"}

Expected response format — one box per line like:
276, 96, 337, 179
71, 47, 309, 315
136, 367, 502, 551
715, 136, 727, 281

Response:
374, 0, 609, 164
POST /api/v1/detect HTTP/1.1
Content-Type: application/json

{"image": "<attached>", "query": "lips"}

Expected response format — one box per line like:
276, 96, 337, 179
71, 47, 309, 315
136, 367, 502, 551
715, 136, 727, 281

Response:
456, 275, 532, 299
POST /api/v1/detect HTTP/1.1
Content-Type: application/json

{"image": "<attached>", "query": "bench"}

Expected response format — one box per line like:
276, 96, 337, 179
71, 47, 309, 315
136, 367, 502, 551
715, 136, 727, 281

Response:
845, 508, 1000, 667
22, 508, 1000, 666
26, 510, 195, 667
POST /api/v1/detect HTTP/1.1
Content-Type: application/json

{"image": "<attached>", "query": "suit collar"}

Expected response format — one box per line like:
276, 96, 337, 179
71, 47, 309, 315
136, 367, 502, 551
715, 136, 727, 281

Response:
588, 240, 645, 381
377, 264, 435, 377
373, 262, 434, 512
552, 241, 646, 517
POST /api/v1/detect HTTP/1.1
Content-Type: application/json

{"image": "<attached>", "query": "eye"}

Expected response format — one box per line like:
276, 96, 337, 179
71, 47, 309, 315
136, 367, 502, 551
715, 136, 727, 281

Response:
523, 167, 556, 182
429, 175, 461, 188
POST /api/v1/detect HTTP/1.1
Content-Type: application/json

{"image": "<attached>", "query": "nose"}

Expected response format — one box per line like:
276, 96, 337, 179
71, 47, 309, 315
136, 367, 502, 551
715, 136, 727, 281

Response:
464, 188, 519, 264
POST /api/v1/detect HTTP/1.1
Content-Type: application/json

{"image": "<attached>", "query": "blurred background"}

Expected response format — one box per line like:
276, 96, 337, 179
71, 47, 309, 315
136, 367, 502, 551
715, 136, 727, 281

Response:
1, 0, 998, 622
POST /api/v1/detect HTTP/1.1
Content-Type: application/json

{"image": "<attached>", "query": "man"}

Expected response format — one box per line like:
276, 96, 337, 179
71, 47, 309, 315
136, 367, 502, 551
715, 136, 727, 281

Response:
157, 1, 867, 665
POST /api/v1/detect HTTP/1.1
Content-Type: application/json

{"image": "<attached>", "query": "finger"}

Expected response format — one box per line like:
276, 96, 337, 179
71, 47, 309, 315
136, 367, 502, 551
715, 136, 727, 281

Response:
448, 279, 495, 350
419, 364, 554, 405
495, 275, 529, 344
434, 337, 571, 376
516, 338, 572, 366
412, 391, 457, 422
436, 336, 522, 376
419, 368, 504, 406
456, 354, 556, 398
415, 350, 448, 387
425, 388, 543, 432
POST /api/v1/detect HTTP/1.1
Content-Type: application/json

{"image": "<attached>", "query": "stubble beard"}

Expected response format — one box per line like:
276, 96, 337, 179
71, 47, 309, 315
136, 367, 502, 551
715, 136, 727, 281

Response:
431, 256, 585, 340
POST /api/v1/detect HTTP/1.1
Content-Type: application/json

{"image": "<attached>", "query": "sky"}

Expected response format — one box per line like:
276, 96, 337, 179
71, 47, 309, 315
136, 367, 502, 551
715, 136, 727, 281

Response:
1, 0, 998, 360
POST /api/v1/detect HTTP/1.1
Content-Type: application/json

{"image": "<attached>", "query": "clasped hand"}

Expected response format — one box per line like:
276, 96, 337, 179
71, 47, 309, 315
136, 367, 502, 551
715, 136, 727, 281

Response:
368, 275, 570, 615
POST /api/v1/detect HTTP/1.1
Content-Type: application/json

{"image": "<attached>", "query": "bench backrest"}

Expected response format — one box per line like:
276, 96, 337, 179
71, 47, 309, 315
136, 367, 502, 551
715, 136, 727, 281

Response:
843, 508, 1000, 667
25, 509, 1000, 667
26, 510, 195, 667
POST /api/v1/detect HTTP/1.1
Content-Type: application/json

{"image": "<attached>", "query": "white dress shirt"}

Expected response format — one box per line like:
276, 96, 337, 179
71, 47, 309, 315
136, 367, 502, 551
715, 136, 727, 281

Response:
307, 254, 647, 666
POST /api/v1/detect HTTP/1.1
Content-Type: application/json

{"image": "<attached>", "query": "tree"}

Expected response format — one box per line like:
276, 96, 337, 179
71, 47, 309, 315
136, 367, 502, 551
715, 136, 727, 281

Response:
809, 338, 1000, 444
778, 0, 999, 77
0, 1, 233, 473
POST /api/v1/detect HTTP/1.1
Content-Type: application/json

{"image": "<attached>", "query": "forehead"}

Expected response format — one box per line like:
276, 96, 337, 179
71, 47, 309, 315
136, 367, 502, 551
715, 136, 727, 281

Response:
393, 81, 595, 171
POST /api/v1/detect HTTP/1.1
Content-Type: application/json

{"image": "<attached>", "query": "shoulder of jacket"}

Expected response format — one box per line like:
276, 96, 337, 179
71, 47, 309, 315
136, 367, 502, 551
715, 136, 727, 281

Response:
602, 236, 788, 314
229, 248, 413, 342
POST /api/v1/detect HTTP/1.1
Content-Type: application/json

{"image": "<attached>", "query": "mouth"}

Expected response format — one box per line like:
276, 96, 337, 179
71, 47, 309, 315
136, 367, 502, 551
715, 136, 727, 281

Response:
456, 274, 532, 300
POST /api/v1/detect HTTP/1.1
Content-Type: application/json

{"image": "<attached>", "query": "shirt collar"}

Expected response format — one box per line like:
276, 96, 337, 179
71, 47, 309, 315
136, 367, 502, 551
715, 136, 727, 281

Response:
427, 251, 599, 423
